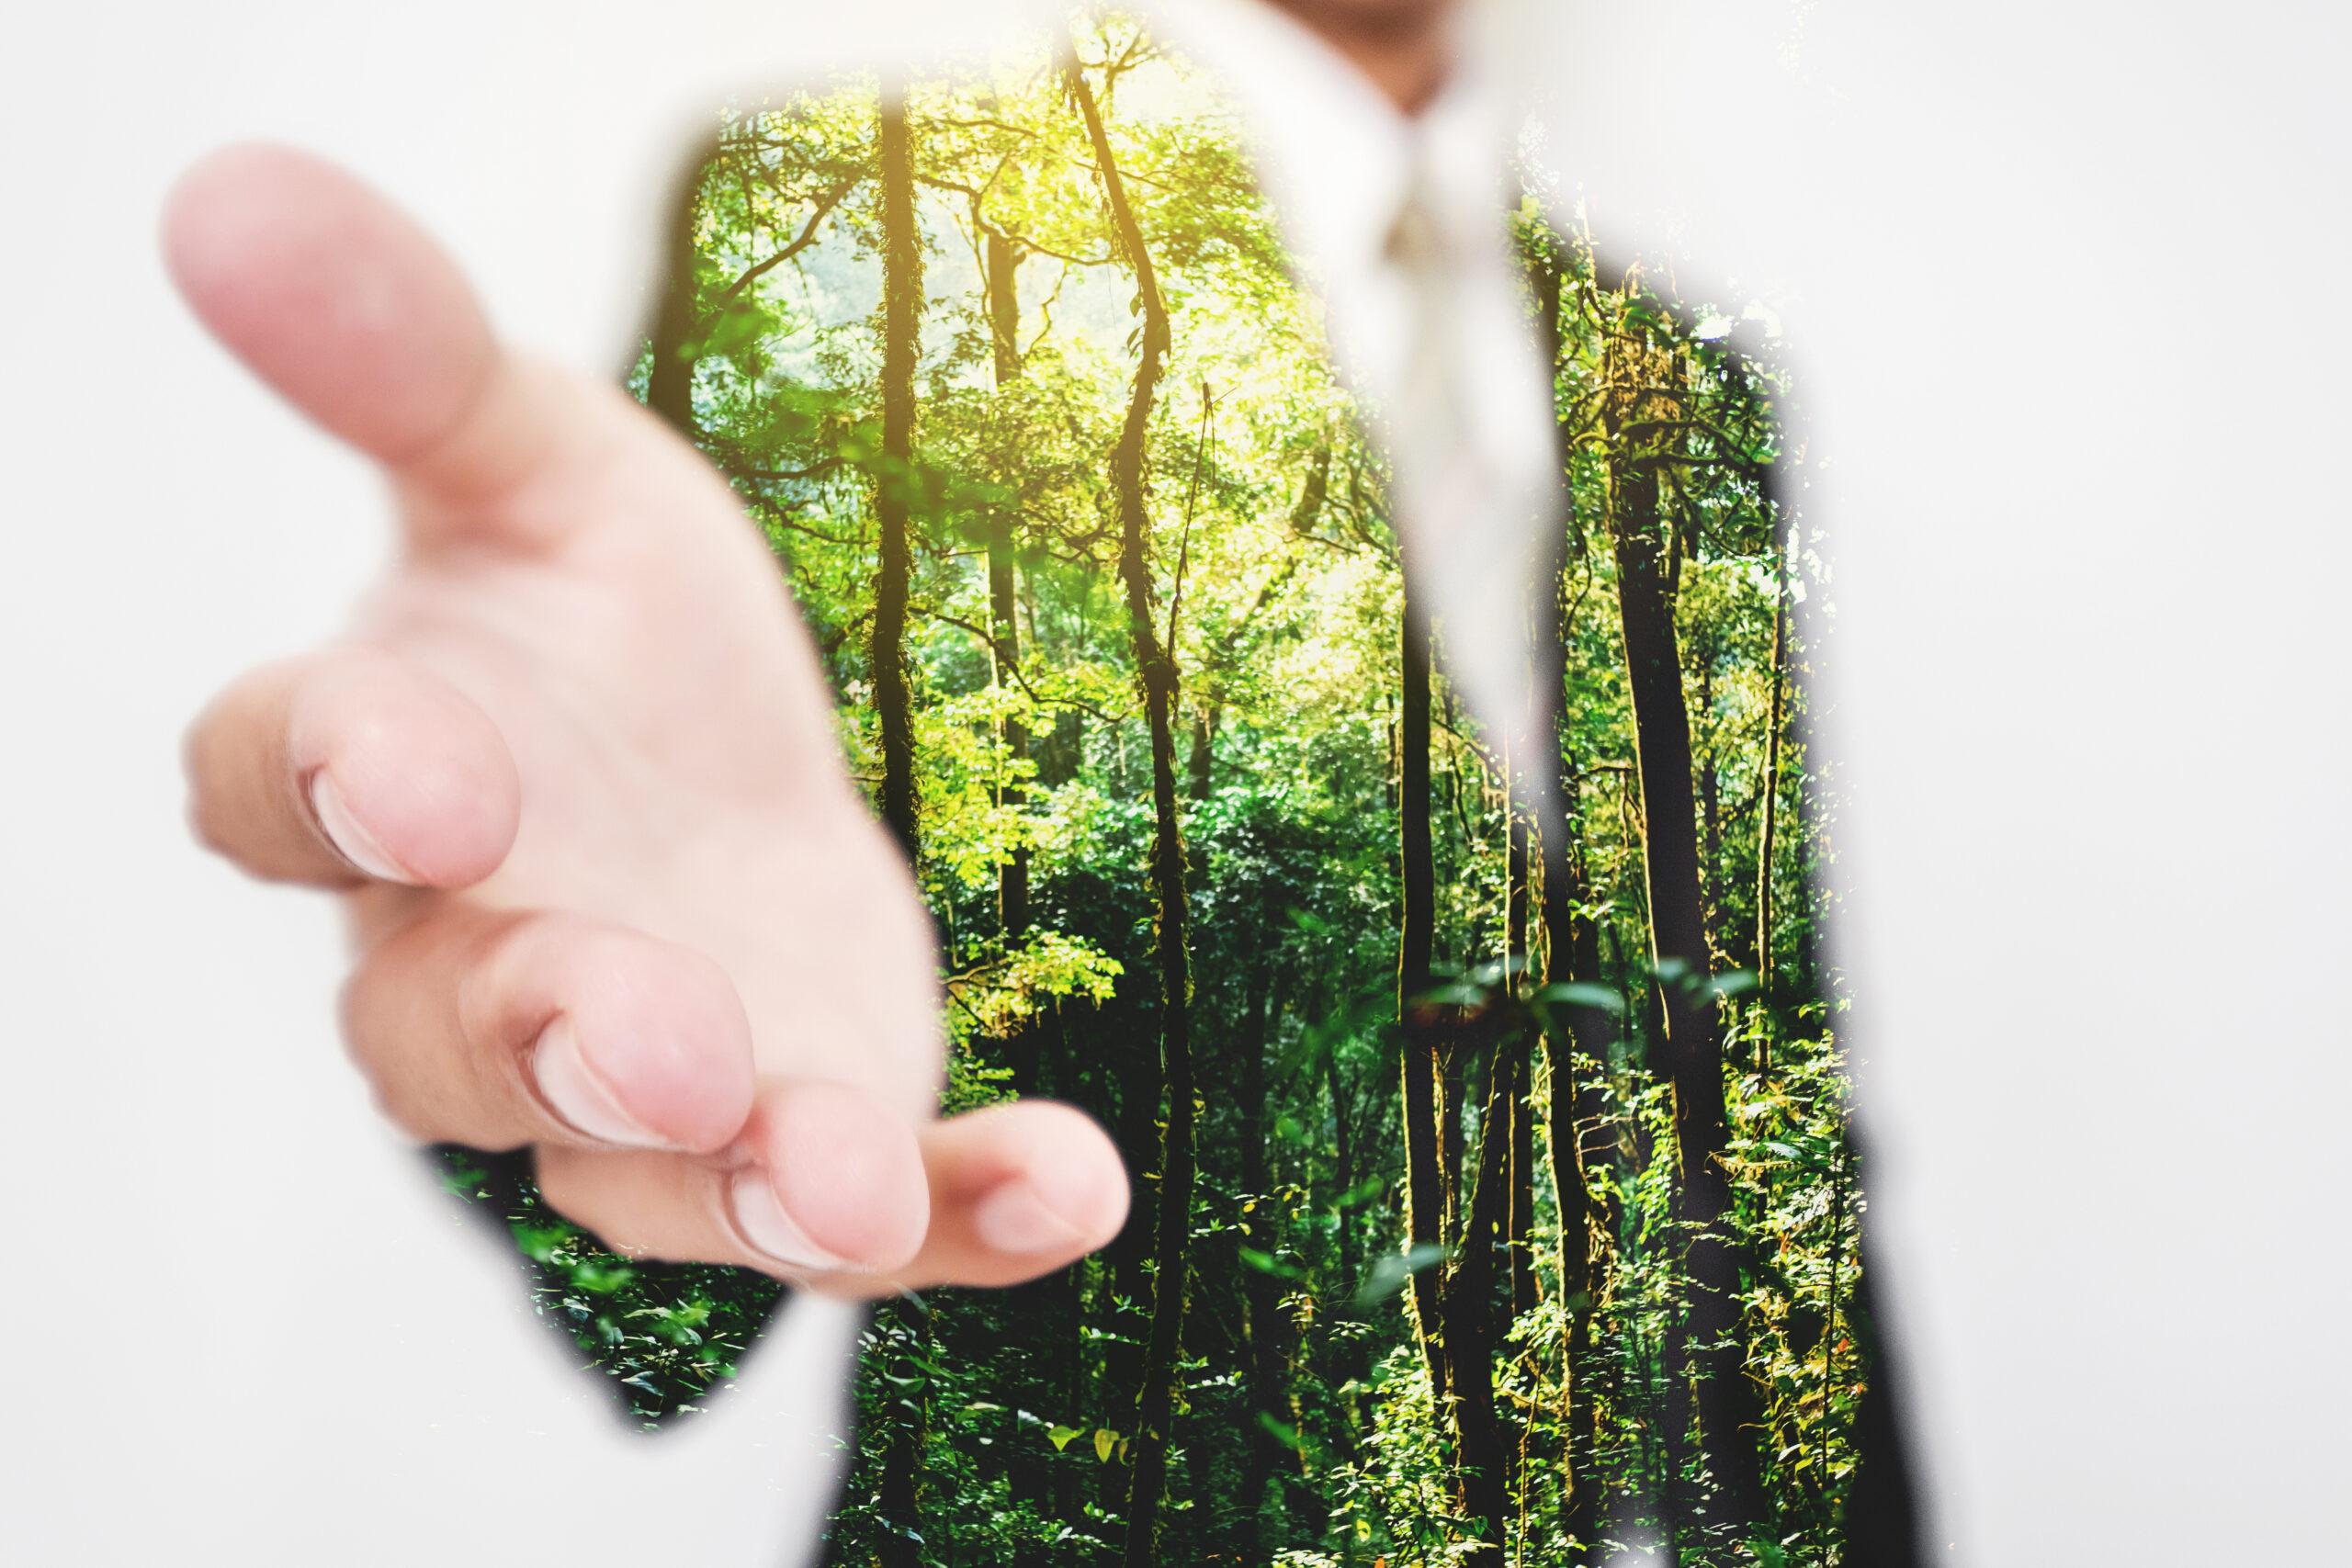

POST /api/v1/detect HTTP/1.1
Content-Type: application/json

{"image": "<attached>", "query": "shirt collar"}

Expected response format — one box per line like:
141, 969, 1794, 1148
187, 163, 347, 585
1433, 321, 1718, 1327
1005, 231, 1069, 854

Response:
1147, 0, 1514, 288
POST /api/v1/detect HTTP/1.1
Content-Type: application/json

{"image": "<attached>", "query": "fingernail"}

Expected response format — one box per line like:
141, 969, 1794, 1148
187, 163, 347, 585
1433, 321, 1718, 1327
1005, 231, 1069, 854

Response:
531, 1017, 674, 1149
728, 1168, 851, 1273
971, 1178, 1090, 1256
309, 769, 413, 883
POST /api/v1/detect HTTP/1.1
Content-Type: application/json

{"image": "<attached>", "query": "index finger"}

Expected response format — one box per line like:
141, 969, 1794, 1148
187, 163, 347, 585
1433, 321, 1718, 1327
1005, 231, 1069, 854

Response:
161, 142, 584, 513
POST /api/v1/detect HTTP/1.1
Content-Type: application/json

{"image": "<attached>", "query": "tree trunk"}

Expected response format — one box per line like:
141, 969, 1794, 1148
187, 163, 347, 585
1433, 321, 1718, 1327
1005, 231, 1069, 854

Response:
1543, 763, 1616, 1562
1755, 513, 1792, 1033
1601, 323, 1768, 1544
1235, 967, 1290, 1557
873, 1297, 930, 1568
984, 226, 1032, 947
1397, 564, 1452, 1417
866, 94, 929, 1568
1324, 1046, 1361, 1343
980, 215, 1068, 1568
1067, 61, 1195, 1568
1507, 804, 1536, 1325
1504, 798, 1537, 1530
1186, 707, 1215, 803
647, 154, 704, 441
1526, 234, 1619, 1558
872, 95, 921, 861
1819, 1143, 1849, 1542
1442, 1040, 1468, 1247
1444, 1034, 1519, 1567
1698, 653, 1726, 964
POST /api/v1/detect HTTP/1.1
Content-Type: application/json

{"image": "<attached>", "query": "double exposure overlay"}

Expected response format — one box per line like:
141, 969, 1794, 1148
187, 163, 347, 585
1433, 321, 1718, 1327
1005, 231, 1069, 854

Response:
445, 15, 1891, 1565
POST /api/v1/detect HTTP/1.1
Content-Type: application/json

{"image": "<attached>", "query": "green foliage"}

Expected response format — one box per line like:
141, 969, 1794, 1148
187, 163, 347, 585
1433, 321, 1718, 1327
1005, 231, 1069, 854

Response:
436, 1148, 786, 1427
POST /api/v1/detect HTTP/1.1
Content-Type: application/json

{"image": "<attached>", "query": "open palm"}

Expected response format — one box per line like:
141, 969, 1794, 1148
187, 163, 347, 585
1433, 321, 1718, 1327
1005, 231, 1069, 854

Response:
170, 145, 1126, 1293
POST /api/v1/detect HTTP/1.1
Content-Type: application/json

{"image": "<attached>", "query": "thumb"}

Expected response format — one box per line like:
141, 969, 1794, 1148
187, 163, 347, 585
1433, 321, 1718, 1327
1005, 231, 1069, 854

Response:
161, 142, 546, 502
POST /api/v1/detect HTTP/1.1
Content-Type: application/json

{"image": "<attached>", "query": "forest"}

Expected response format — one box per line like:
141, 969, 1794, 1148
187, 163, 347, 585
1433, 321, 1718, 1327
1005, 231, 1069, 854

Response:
440, 15, 1884, 1565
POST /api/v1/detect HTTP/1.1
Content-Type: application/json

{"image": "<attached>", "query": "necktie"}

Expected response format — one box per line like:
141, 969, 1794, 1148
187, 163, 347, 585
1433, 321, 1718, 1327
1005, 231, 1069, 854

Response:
1382, 148, 1551, 803
1384, 151, 1479, 571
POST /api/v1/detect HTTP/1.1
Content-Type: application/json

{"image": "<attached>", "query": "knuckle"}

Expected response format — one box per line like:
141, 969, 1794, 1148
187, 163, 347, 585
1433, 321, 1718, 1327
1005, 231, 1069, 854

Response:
532, 1156, 687, 1264
530, 1153, 596, 1221
465, 908, 546, 993
341, 919, 525, 1151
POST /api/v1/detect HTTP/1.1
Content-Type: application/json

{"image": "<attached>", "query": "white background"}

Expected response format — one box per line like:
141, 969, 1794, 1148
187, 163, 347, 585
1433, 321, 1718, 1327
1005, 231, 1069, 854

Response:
2, 2, 2346, 1562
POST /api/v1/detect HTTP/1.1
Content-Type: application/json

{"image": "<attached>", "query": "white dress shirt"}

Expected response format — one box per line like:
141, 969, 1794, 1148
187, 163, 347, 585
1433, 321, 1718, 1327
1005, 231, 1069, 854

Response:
1158, 0, 1564, 772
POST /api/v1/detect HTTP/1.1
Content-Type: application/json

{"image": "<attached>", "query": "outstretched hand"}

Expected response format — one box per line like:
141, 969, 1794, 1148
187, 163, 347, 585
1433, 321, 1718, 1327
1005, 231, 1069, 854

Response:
167, 145, 1127, 1296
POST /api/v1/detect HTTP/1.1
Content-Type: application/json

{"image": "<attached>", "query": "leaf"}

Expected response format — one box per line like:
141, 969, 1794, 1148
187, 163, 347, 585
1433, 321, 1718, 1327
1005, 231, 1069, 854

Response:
507, 1223, 572, 1265
1046, 1425, 1084, 1452
1354, 1244, 1449, 1308
1092, 1427, 1118, 1464
1257, 1412, 1327, 1466
1238, 1247, 1307, 1282
569, 1261, 637, 1295
1533, 981, 1627, 1016
1709, 969, 1759, 1000
701, 299, 780, 358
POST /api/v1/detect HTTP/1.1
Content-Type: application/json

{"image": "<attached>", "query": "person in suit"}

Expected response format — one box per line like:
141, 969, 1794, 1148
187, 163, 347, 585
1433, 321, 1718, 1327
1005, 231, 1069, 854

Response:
163, 0, 1916, 1561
